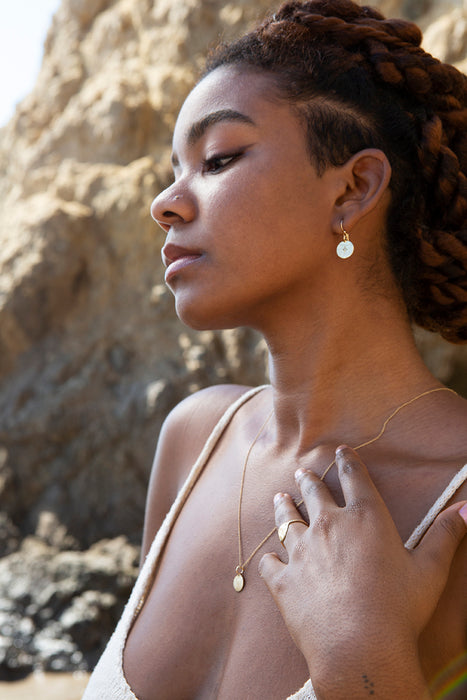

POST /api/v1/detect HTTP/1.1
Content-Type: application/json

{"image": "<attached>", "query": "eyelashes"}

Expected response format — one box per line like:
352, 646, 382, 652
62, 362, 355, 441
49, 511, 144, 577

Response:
169, 148, 248, 179
202, 151, 243, 174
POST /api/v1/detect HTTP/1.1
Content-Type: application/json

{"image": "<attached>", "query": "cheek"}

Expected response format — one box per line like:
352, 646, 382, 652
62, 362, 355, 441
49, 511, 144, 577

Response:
198, 180, 272, 257
195, 157, 329, 277
202, 168, 292, 237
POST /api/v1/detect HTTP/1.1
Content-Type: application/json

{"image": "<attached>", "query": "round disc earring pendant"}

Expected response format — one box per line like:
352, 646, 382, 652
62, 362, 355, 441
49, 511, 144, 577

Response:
336, 239, 354, 259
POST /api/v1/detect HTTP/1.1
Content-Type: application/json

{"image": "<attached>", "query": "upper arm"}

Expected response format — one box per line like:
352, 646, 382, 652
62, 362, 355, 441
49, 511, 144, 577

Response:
139, 383, 253, 564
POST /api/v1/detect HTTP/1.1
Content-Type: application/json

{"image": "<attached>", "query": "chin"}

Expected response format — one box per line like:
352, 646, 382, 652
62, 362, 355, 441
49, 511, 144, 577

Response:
174, 296, 246, 332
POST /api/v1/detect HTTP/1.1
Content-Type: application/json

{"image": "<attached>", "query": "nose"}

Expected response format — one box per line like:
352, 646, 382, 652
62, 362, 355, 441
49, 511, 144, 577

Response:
151, 187, 192, 233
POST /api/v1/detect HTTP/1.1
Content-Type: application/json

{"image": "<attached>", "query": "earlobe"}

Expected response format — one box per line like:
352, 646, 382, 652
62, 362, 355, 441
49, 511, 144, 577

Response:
333, 148, 392, 231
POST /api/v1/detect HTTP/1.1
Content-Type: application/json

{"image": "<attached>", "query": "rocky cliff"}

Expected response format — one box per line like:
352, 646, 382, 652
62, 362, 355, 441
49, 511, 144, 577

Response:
0, 0, 466, 678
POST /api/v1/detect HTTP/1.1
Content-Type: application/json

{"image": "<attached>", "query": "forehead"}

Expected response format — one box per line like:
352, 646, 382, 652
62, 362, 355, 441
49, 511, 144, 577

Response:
173, 66, 297, 148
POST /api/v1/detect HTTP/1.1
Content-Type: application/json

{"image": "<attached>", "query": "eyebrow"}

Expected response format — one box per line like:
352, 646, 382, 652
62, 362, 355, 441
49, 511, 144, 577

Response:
171, 109, 256, 167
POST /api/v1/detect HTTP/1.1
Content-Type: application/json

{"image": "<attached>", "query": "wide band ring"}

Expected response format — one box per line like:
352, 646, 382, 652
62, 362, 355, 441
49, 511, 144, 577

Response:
277, 519, 308, 548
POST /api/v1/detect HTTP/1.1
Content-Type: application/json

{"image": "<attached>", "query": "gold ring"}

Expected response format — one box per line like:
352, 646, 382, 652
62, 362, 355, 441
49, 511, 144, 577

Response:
277, 519, 307, 548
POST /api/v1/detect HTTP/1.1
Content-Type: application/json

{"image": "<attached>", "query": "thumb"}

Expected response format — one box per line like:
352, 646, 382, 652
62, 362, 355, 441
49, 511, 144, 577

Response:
414, 501, 467, 589
258, 552, 285, 593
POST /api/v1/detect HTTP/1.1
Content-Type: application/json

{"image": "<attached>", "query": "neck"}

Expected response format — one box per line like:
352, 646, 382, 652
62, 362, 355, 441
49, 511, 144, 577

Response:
260, 294, 439, 455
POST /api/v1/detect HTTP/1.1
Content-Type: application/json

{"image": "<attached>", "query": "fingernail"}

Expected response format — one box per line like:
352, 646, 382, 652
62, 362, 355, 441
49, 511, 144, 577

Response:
295, 468, 306, 483
336, 444, 349, 456
274, 493, 285, 505
459, 502, 467, 524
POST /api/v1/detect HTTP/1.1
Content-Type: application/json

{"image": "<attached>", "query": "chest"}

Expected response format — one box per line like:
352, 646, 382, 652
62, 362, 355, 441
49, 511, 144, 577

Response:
123, 444, 312, 699
123, 442, 466, 699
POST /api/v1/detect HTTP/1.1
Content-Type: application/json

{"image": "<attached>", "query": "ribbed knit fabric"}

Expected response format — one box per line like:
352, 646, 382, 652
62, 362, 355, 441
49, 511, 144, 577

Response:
404, 463, 467, 548
82, 386, 467, 700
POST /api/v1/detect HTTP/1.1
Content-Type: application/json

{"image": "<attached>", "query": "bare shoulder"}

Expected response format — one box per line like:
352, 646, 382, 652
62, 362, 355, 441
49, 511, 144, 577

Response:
140, 383, 259, 560
158, 383, 260, 484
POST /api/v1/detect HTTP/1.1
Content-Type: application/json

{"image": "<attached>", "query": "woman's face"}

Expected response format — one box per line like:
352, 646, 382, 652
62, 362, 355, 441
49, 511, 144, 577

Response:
152, 66, 340, 330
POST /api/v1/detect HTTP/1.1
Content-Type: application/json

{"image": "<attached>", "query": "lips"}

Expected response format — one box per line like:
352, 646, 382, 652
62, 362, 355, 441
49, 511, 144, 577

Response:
161, 243, 203, 281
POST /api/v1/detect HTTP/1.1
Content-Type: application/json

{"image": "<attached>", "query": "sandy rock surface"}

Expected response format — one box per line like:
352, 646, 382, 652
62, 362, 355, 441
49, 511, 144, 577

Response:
0, 0, 466, 678
0, 671, 89, 700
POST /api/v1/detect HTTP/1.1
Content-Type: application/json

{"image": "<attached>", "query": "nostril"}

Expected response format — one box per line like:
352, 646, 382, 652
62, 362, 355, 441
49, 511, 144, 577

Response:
154, 219, 171, 233
150, 188, 187, 227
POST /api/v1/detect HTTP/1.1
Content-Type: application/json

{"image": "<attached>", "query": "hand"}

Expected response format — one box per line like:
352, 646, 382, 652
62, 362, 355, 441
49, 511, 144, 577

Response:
258, 446, 467, 699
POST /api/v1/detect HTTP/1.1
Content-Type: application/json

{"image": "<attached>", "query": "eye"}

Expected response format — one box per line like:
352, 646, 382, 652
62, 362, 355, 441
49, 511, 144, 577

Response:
202, 152, 242, 174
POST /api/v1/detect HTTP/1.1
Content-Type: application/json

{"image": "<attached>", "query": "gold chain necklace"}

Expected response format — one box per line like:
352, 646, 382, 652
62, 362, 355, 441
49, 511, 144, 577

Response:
232, 386, 456, 592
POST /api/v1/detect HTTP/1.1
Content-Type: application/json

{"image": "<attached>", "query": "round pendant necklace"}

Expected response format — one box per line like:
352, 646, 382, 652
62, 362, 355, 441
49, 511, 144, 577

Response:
233, 385, 456, 592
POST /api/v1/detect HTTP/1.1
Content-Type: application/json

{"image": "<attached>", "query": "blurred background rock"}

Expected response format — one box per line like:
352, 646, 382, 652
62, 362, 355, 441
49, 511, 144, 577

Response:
0, 0, 465, 681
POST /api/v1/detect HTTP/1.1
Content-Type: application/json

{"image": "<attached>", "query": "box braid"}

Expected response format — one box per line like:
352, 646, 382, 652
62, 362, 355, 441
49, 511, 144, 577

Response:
205, 0, 467, 342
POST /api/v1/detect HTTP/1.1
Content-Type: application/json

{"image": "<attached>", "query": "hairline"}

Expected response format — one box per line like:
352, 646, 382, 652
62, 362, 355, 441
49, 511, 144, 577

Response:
202, 62, 382, 173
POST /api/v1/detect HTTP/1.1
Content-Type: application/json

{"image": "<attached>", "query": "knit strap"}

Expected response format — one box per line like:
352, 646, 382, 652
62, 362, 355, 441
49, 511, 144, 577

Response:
405, 463, 467, 549
135, 384, 269, 610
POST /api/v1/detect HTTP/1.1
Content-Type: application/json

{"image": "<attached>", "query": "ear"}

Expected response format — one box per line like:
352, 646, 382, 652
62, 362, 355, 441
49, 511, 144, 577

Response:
332, 149, 392, 233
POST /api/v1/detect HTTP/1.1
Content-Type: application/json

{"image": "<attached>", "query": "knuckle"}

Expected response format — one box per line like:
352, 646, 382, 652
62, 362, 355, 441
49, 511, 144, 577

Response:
291, 537, 307, 562
274, 496, 293, 527
347, 496, 371, 515
339, 455, 363, 476
301, 476, 324, 497
274, 501, 287, 520
436, 513, 464, 542
310, 510, 333, 535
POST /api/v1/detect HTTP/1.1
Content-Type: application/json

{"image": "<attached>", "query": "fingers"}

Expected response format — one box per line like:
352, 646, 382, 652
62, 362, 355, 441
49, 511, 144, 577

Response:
295, 467, 336, 514
335, 445, 384, 509
414, 501, 467, 586
273, 492, 308, 549
258, 551, 284, 586
259, 493, 302, 591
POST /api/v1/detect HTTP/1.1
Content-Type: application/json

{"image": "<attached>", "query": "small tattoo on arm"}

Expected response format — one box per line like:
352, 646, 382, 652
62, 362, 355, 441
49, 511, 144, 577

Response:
362, 673, 375, 695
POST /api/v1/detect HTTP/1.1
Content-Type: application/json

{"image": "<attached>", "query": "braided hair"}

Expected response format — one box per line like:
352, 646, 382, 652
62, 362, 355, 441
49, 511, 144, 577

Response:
205, 0, 467, 342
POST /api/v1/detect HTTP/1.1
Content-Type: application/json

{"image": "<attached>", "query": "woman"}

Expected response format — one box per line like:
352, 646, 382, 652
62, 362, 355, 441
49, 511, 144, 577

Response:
83, 1, 467, 698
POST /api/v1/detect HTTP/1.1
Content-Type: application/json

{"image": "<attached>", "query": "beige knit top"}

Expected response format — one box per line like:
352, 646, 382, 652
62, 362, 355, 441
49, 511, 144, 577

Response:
82, 386, 467, 700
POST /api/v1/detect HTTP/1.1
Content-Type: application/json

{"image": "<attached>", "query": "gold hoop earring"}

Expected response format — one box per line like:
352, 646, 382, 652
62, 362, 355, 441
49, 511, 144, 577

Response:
336, 220, 354, 259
